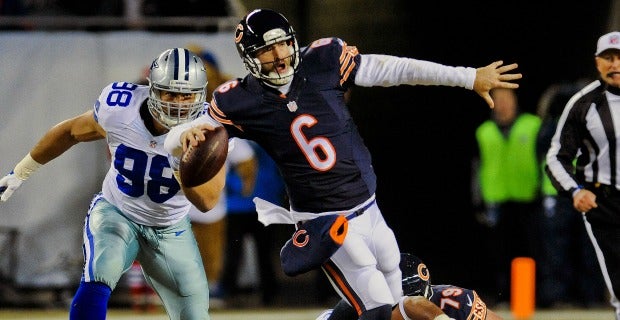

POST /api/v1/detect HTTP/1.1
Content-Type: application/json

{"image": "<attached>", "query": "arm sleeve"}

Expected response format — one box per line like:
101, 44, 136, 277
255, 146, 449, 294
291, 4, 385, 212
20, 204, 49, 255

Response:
354, 54, 475, 89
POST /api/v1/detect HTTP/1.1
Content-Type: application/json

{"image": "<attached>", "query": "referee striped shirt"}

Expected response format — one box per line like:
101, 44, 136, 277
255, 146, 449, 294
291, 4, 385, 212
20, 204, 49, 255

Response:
546, 80, 620, 222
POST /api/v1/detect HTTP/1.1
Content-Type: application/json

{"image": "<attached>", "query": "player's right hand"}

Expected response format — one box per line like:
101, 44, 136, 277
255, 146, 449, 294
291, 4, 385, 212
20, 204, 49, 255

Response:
180, 124, 217, 152
474, 60, 522, 109
0, 171, 24, 202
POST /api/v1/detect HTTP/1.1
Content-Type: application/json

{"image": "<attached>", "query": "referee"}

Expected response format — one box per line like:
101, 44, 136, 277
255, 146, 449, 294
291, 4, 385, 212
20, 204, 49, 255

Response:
546, 31, 620, 320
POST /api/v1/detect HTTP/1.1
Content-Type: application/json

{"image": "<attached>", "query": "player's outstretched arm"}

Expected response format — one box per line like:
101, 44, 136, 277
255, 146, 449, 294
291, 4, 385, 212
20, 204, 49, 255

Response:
0, 110, 105, 202
394, 296, 452, 320
473, 60, 522, 109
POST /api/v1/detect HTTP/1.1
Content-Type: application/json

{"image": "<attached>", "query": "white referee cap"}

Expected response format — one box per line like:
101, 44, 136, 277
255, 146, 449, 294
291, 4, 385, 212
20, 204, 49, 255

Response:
596, 31, 620, 56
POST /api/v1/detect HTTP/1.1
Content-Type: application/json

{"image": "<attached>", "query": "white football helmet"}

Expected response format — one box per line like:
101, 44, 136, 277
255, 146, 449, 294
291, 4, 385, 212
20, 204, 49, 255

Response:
147, 47, 207, 129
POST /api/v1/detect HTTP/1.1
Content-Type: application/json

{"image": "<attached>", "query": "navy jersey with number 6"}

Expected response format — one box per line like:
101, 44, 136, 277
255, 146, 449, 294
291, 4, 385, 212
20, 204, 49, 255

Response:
209, 37, 374, 213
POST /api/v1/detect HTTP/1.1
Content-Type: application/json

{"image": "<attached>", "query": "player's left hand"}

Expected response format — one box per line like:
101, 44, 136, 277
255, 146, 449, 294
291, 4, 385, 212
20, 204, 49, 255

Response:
474, 60, 522, 109
0, 171, 24, 202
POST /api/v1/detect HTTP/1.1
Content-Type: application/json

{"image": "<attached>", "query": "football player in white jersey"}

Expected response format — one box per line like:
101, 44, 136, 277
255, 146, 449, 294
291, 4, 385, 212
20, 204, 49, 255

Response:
0, 48, 225, 320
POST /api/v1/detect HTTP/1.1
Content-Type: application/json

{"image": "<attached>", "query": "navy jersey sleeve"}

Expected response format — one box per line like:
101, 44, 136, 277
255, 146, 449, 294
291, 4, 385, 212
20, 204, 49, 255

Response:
429, 285, 488, 320
302, 37, 361, 89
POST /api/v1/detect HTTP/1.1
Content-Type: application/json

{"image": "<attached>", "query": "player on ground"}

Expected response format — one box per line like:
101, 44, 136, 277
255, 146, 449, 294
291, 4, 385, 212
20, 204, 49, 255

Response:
396, 253, 503, 320
0, 48, 225, 320
318, 253, 503, 320
165, 9, 521, 320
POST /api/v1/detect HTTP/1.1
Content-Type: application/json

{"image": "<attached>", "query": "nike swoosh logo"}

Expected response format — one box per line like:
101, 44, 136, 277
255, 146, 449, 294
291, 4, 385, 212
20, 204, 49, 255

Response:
175, 230, 186, 236
466, 294, 473, 307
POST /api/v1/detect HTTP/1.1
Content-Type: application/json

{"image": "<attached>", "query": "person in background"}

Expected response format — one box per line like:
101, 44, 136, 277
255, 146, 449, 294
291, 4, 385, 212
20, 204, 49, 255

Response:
165, 8, 521, 320
141, 0, 245, 32
545, 31, 620, 320
186, 44, 235, 102
189, 137, 256, 308
126, 260, 159, 312
0, 48, 225, 320
471, 87, 543, 306
318, 253, 504, 320
536, 81, 606, 308
216, 140, 286, 306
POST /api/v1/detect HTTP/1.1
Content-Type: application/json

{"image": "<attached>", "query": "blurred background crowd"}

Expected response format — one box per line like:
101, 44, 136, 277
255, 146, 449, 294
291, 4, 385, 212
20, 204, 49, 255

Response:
0, 0, 619, 313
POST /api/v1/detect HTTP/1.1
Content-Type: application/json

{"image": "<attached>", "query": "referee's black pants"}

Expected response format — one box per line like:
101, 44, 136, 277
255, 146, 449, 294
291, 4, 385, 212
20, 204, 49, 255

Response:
584, 185, 620, 320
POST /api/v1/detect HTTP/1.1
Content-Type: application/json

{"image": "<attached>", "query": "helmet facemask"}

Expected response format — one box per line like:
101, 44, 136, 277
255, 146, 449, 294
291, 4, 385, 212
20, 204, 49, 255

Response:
147, 48, 208, 129
246, 32, 299, 86
147, 86, 206, 129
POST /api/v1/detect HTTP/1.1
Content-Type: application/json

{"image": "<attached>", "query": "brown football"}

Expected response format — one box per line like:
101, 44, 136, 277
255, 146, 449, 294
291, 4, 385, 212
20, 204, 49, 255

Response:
179, 126, 228, 187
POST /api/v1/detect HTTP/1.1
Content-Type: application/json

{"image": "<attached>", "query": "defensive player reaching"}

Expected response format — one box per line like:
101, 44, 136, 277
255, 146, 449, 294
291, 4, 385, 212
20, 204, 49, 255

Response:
0, 48, 225, 320
165, 8, 521, 320
317, 253, 503, 320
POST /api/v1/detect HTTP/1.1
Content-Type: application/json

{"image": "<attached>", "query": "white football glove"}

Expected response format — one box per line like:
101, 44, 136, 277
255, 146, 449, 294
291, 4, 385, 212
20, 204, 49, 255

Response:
0, 171, 24, 202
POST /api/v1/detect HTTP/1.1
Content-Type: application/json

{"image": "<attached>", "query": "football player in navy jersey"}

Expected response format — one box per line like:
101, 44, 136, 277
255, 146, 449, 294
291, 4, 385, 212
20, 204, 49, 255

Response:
395, 254, 503, 320
0, 48, 225, 320
165, 8, 521, 320
318, 253, 503, 320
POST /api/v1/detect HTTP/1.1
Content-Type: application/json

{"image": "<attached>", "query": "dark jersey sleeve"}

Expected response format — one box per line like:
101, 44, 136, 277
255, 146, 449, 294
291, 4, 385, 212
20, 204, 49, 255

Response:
429, 285, 488, 320
299, 37, 361, 91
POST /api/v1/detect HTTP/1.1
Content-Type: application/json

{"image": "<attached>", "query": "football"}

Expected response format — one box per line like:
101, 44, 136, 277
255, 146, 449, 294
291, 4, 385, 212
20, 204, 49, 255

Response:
179, 126, 228, 187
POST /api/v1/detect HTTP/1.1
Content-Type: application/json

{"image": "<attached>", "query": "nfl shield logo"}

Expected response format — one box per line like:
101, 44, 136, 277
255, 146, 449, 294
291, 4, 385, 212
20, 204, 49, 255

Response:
287, 101, 298, 112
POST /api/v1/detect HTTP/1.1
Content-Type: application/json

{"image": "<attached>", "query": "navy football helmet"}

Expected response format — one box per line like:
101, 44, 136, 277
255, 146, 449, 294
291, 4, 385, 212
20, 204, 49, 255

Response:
234, 8, 300, 85
147, 48, 207, 129
400, 253, 433, 299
